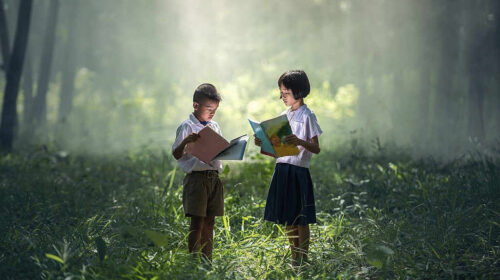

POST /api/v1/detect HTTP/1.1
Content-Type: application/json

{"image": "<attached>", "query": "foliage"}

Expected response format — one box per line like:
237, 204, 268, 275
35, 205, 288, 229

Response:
0, 146, 498, 279
7, 0, 499, 157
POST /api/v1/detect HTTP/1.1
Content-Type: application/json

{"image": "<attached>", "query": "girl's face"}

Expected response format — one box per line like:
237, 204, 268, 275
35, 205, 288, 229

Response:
193, 99, 219, 122
280, 84, 301, 107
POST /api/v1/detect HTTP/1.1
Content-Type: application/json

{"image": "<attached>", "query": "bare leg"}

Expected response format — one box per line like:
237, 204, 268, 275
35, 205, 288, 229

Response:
297, 225, 310, 264
201, 216, 215, 261
188, 216, 204, 256
286, 225, 299, 266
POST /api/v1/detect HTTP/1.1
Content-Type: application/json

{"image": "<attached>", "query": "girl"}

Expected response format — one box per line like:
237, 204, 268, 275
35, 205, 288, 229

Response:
255, 70, 322, 266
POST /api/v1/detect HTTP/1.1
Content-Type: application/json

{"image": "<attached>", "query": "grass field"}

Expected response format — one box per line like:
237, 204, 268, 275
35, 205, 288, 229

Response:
0, 146, 499, 279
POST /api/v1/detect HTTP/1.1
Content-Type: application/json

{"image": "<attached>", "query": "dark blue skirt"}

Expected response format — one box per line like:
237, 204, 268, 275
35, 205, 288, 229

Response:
264, 163, 317, 225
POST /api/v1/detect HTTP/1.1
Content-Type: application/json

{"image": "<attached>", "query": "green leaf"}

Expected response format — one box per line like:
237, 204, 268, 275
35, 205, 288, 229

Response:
365, 244, 394, 269
366, 254, 383, 269
168, 166, 177, 190
376, 245, 394, 256
222, 164, 230, 176
389, 162, 398, 173
45, 253, 64, 264
95, 237, 107, 262
122, 226, 140, 238
144, 230, 168, 247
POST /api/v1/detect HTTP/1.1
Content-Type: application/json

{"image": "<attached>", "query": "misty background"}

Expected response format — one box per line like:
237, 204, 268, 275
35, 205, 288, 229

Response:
0, 0, 498, 158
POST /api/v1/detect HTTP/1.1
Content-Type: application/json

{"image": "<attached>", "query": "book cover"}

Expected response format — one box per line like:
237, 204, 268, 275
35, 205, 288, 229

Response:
248, 114, 300, 158
186, 126, 248, 163
248, 118, 276, 157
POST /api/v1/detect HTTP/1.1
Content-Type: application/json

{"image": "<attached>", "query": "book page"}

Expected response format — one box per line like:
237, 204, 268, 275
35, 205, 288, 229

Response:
213, 135, 248, 160
260, 114, 299, 157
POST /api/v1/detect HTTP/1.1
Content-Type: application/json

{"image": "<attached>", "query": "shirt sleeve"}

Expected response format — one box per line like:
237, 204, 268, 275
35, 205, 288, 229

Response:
172, 123, 192, 152
305, 112, 323, 139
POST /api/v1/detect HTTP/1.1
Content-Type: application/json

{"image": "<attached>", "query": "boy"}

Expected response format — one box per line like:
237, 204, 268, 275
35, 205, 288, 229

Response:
172, 83, 223, 261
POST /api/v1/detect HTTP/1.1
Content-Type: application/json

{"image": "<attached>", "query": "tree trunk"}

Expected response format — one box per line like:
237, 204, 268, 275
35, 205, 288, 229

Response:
58, 0, 79, 124
417, 66, 431, 145
30, 0, 59, 127
466, 66, 485, 140
433, 3, 460, 155
0, 0, 33, 151
392, 71, 405, 136
22, 49, 33, 125
464, 0, 487, 141
492, 0, 500, 140
0, 0, 10, 73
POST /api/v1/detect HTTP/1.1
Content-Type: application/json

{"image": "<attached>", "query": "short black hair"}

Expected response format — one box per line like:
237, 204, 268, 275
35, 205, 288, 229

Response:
278, 70, 310, 99
193, 83, 221, 103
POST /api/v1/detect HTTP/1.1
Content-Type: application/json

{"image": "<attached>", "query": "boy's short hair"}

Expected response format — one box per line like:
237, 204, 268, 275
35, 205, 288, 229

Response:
278, 70, 310, 99
193, 83, 222, 104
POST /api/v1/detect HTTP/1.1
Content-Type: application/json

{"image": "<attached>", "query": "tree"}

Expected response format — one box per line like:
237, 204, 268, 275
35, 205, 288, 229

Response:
464, 0, 486, 141
29, 0, 59, 128
433, 2, 460, 155
416, 0, 436, 149
22, 48, 33, 126
0, 0, 33, 150
58, 0, 79, 125
0, 0, 10, 74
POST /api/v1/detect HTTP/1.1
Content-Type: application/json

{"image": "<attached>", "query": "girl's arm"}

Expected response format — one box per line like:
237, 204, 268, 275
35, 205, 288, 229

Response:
285, 135, 320, 154
253, 134, 262, 146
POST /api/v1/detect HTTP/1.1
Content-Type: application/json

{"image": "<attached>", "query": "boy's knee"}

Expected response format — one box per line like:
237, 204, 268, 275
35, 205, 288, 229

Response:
204, 216, 215, 228
190, 216, 204, 231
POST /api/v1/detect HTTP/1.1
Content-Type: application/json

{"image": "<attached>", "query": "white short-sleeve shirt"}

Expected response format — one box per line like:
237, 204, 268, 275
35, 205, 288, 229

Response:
172, 113, 223, 173
276, 104, 322, 168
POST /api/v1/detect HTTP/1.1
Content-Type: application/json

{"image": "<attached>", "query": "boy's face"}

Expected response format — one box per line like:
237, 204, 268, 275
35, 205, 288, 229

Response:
280, 84, 299, 107
193, 99, 219, 122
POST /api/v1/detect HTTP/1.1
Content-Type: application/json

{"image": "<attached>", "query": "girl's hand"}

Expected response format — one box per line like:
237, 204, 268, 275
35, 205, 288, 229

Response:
285, 134, 303, 146
254, 134, 262, 147
270, 135, 281, 145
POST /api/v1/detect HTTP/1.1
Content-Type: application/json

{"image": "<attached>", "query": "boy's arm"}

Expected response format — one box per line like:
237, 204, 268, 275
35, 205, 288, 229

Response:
172, 133, 200, 160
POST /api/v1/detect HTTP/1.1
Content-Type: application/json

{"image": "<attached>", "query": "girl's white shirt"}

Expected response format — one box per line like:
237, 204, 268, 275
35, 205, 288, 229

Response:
276, 104, 323, 168
172, 113, 223, 173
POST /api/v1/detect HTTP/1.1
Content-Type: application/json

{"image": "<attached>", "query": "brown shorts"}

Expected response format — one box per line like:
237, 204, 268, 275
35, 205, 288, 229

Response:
183, 170, 224, 217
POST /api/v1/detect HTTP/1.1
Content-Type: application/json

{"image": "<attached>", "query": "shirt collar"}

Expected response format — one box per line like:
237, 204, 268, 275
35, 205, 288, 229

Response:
288, 104, 307, 117
189, 113, 211, 126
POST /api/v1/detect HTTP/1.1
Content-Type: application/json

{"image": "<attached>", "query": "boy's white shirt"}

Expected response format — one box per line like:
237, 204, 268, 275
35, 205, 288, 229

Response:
172, 113, 223, 173
276, 104, 323, 168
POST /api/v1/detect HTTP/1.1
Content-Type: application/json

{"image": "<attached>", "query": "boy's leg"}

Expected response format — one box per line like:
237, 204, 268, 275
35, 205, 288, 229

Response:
189, 216, 204, 255
201, 216, 215, 260
297, 225, 310, 264
286, 225, 299, 266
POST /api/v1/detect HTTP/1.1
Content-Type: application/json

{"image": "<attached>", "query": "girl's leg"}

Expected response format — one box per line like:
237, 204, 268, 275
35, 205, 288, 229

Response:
188, 216, 204, 255
201, 216, 215, 260
297, 225, 310, 264
286, 225, 299, 266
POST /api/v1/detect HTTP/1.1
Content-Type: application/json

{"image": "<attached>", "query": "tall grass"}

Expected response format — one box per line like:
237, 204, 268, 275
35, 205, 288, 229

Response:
0, 146, 498, 279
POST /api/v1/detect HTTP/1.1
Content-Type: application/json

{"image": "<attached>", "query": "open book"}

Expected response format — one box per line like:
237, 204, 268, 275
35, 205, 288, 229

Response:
248, 114, 299, 158
186, 126, 248, 163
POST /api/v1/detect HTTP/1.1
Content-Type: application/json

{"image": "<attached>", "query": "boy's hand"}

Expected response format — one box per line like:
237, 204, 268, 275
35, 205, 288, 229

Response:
285, 134, 303, 146
253, 134, 262, 147
173, 133, 200, 160
183, 133, 200, 144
